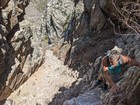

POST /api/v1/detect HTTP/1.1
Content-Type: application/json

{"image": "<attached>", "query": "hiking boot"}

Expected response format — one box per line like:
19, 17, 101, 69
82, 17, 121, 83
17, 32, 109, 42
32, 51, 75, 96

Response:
102, 83, 108, 91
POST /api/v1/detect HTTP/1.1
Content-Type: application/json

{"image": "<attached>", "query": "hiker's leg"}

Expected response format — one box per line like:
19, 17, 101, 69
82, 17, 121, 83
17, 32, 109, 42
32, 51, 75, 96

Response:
103, 82, 108, 90
100, 75, 108, 90
88, 79, 103, 90
92, 79, 103, 89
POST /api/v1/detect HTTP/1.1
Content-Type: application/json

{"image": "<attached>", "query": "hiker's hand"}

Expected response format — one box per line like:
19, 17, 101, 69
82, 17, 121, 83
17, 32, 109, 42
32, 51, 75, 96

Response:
112, 61, 118, 67
111, 84, 120, 93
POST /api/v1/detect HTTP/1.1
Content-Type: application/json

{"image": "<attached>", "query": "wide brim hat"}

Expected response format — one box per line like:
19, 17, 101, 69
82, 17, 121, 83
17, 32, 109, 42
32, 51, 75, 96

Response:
111, 46, 123, 54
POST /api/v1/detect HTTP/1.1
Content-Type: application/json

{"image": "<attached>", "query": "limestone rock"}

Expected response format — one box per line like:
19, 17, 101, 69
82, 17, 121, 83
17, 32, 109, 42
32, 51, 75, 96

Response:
0, 0, 44, 101
42, 0, 84, 43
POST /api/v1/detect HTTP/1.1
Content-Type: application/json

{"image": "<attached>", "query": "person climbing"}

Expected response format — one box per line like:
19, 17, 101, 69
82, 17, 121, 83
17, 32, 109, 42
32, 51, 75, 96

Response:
102, 46, 140, 93
92, 46, 140, 93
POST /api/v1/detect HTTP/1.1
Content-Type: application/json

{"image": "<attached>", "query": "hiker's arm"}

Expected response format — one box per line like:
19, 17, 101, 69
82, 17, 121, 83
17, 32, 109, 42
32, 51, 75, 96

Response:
121, 55, 140, 67
103, 67, 120, 93
103, 66, 115, 87
102, 58, 120, 93
102, 57, 115, 86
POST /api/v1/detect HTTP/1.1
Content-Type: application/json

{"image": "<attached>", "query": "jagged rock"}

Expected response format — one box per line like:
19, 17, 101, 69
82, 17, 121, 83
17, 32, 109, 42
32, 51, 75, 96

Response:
102, 35, 140, 105
42, 0, 84, 43
0, 0, 139, 104
42, 0, 140, 104
4, 50, 79, 105
103, 67, 140, 105
90, 1, 106, 31
68, 35, 140, 105
0, 25, 9, 76
0, 0, 44, 101
0, 0, 24, 29
0, 24, 8, 36
83, 0, 95, 12
0, 49, 5, 75
63, 89, 102, 105
0, 0, 9, 8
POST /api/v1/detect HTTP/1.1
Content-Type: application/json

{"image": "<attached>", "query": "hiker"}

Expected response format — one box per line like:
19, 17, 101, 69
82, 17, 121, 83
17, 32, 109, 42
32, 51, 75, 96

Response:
91, 46, 140, 93
101, 47, 140, 93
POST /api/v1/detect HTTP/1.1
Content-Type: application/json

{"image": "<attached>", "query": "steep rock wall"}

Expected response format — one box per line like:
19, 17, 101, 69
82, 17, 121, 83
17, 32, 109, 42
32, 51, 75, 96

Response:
43, 0, 140, 104
0, 0, 44, 101
42, 0, 84, 44
103, 35, 140, 105
62, 35, 140, 105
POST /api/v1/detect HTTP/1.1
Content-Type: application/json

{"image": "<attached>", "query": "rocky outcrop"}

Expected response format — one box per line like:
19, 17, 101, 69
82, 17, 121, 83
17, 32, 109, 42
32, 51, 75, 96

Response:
63, 89, 102, 105
0, 0, 139, 104
102, 35, 140, 105
42, 0, 84, 44
4, 50, 79, 105
0, 0, 44, 101
42, 0, 140, 105
0, 0, 9, 8
62, 35, 140, 105
103, 67, 140, 105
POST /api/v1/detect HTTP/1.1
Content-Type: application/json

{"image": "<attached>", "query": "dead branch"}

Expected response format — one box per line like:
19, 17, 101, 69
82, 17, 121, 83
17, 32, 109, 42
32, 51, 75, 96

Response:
111, 0, 140, 35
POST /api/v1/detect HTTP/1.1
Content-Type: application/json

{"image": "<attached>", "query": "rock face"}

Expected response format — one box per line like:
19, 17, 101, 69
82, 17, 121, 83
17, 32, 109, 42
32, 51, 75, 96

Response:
0, 0, 139, 104
0, 0, 44, 100
62, 35, 140, 105
0, 0, 9, 8
103, 35, 140, 105
42, 0, 84, 44
43, 0, 140, 105
6, 50, 79, 105
63, 89, 102, 105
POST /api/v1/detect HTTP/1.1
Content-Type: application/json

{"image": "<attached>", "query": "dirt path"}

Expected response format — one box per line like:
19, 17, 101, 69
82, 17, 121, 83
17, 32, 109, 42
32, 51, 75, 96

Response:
6, 50, 78, 105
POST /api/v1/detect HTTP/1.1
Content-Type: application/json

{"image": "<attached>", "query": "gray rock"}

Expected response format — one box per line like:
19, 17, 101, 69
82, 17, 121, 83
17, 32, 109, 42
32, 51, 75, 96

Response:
0, 0, 44, 101
63, 90, 102, 105
42, 0, 83, 43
